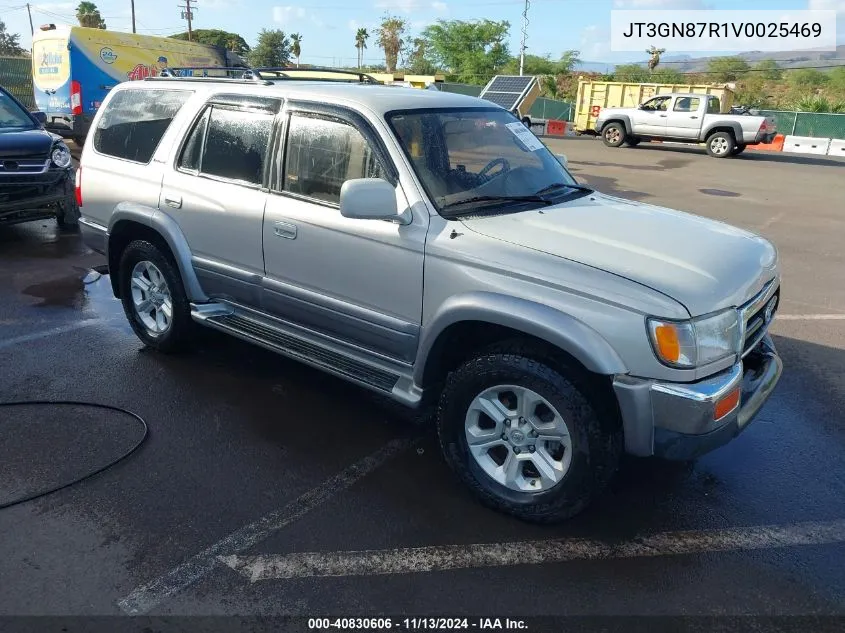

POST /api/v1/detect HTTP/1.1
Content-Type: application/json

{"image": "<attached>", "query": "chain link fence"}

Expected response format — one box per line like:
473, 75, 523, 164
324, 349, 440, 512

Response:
759, 110, 845, 139
0, 57, 35, 110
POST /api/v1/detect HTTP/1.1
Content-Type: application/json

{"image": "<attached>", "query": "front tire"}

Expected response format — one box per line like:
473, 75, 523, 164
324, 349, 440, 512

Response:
706, 132, 736, 158
602, 123, 626, 147
626, 137, 641, 147
436, 348, 621, 523
732, 143, 747, 155
118, 239, 195, 353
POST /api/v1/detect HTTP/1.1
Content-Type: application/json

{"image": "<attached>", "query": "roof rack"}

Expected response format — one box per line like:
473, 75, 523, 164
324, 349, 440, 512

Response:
158, 66, 250, 78
146, 65, 382, 86
247, 67, 380, 84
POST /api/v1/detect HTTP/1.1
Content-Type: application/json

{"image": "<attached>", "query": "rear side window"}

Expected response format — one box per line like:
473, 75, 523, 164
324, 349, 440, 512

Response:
94, 89, 191, 163
177, 105, 273, 185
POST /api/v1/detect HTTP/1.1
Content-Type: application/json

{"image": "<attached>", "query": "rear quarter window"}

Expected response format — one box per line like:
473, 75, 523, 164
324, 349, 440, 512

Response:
94, 89, 192, 163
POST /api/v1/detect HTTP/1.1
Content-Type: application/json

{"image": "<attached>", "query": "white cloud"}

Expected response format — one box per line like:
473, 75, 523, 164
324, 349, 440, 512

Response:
374, 0, 421, 14
580, 24, 612, 60
273, 5, 307, 25
613, 0, 708, 8
432, 1, 448, 14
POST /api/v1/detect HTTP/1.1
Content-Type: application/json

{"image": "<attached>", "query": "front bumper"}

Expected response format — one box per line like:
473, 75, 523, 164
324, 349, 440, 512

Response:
613, 335, 782, 460
0, 167, 74, 225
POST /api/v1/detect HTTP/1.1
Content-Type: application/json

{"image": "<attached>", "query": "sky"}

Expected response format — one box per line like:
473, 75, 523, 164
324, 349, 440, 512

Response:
2, 0, 843, 68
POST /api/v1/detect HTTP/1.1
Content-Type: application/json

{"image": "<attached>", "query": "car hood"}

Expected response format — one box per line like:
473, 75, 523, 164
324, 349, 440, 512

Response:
459, 192, 778, 316
0, 129, 53, 158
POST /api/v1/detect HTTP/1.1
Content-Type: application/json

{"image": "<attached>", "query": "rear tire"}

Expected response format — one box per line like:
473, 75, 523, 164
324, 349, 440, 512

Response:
602, 123, 626, 147
436, 346, 621, 523
706, 131, 736, 158
118, 239, 195, 353
732, 143, 747, 155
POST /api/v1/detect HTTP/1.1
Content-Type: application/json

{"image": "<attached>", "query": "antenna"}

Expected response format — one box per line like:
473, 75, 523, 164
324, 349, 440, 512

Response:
519, 0, 529, 76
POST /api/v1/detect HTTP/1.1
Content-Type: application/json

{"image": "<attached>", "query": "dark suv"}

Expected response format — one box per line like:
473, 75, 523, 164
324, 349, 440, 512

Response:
0, 86, 78, 229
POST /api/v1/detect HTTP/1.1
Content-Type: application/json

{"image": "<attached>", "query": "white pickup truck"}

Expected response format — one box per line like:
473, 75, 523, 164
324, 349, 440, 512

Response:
595, 93, 777, 157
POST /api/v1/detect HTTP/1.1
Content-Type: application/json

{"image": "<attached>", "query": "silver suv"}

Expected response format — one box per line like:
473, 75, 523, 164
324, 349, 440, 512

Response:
78, 71, 782, 523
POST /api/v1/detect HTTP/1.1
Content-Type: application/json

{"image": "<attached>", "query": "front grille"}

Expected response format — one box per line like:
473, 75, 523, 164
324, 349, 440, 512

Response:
741, 285, 779, 356
0, 159, 49, 174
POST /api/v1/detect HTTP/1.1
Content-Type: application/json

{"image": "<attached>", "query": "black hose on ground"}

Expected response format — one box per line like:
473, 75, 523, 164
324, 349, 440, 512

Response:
0, 401, 148, 510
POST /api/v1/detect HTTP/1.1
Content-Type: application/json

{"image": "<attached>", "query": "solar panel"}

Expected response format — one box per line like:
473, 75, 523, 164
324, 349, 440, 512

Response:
481, 92, 522, 110
479, 75, 538, 111
486, 75, 535, 93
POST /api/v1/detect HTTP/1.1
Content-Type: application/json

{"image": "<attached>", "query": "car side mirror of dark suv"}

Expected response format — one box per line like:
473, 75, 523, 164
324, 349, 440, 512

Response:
32, 111, 48, 126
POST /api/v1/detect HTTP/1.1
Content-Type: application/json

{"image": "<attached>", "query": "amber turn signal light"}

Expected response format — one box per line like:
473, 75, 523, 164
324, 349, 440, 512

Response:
714, 388, 741, 420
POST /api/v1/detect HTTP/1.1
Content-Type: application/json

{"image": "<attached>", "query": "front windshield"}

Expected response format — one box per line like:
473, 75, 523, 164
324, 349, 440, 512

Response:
0, 91, 36, 131
387, 108, 582, 216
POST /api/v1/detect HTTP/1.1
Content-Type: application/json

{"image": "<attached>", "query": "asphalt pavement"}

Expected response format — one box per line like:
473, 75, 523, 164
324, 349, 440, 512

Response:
0, 138, 843, 629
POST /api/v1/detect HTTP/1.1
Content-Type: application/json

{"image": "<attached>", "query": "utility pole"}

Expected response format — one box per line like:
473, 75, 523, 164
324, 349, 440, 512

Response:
179, 0, 196, 41
519, 0, 529, 75
26, 3, 34, 35
131, 0, 136, 33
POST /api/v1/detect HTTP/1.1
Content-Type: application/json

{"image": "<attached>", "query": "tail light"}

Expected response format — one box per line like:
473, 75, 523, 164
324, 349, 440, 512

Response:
70, 80, 82, 116
75, 166, 83, 207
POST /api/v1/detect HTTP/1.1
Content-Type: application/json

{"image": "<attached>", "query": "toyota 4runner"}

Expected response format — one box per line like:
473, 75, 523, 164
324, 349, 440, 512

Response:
77, 70, 782, 523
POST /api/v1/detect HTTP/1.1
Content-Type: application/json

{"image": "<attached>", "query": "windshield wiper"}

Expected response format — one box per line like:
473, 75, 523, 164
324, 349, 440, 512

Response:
533, 182, 594, 196
440, 194, 554, 213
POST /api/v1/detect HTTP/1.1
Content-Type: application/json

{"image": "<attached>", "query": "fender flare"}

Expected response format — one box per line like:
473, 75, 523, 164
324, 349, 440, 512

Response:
598, 115, 633, 137
108, 204, 208, 302
415, 291, 627, 386
701, 121, 743, 143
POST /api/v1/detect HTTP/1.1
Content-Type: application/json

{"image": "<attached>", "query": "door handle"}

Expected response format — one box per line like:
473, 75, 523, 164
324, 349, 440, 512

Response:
690, 115, 699, 119
659, 114, 668, 118
164, 195, 182, 208
273, 221, 297, 240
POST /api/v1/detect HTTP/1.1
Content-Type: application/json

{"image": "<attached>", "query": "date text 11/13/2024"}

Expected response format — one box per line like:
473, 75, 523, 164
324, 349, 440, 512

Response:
308, 618, 529, 630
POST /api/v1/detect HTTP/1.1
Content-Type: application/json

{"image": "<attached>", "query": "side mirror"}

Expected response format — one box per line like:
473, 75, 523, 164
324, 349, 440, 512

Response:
33, 111, 47, 126
554, 153, 568, 168
340, 178, 406, 223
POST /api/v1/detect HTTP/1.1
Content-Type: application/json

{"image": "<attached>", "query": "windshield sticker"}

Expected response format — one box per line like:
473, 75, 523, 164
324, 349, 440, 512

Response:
505, 122, 544, 151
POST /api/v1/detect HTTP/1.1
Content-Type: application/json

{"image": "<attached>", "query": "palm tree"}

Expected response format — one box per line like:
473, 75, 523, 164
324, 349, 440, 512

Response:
291, 33, 302, 67
355, 28, 369, 69
377, 15, 405, 73
646, 46, 666, 73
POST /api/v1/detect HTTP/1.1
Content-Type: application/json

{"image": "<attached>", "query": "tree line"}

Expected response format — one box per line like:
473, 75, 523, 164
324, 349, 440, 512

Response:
3, 2, 844, 113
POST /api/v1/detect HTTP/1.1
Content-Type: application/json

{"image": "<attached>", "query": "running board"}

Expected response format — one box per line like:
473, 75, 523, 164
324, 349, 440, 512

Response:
193, 306, 401, 393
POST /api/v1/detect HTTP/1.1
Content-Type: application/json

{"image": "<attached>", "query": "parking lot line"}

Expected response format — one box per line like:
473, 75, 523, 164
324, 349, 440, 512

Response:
0, 319, 102, 350
117, 437, 416, 615
219, 519, 845, 582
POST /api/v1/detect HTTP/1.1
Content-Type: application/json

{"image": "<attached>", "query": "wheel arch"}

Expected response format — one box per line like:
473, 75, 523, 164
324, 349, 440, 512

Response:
416, 292, 627, 390
703, 122, 742, 143
107, 204, 207, 302
599, 115, 633, 136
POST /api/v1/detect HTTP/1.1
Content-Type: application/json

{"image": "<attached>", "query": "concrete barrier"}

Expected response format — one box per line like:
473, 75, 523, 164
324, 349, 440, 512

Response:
546, 120, 567, 137
782, 135, 831, 155
827, 138, 845, 156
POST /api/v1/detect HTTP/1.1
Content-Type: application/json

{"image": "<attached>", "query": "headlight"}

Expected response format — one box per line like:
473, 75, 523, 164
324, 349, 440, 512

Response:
51, 144, 72, 169
647, 308, 740, 368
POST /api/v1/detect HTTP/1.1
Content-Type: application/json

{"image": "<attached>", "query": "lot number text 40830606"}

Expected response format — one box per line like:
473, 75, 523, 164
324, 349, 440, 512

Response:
308, 618, 528, 630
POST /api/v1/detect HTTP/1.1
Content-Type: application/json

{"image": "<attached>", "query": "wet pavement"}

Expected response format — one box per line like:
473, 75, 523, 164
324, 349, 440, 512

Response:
0, 139, 843, 625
